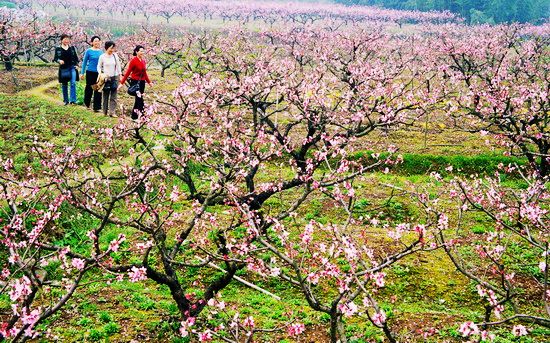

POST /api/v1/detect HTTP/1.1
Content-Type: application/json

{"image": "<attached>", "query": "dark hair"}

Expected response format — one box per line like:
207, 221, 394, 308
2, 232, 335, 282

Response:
60, 34, 70, 41
104, 41, 116, 50
133, 45, 145, 56
90, 36, 101, 43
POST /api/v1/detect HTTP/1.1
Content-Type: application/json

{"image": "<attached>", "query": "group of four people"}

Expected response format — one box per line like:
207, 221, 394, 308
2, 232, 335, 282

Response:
53, 35, 153, 119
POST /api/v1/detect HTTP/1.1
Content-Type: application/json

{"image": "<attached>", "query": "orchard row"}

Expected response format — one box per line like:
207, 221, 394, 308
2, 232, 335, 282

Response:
13, 0, 461, 25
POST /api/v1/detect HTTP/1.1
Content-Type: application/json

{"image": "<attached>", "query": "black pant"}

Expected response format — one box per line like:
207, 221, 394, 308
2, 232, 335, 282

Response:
84, 70, 102, 111
130, 79, 146, 119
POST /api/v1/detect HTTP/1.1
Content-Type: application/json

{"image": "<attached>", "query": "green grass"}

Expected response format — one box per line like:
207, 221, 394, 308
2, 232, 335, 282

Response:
351, 150, 528, 176
57, 81, 85, 105
0, 93, 117, 170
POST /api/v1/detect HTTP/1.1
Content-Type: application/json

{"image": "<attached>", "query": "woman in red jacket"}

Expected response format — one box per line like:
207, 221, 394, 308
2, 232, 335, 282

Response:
119, 45, 153, 119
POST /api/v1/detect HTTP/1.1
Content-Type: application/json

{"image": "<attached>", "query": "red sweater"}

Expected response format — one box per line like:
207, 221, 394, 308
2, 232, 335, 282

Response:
120, 57, 151, 84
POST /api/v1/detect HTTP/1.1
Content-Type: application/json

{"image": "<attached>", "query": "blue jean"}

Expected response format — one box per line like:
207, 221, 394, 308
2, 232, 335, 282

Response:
61, 68, 77, 104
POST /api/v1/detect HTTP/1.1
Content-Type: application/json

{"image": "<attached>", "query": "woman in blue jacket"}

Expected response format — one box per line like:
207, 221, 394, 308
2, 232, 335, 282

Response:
81, 36, 103, 112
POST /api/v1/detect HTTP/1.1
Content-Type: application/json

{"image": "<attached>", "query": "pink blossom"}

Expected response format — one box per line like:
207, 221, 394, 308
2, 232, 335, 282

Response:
128, 266, 147, 282
339, 302, 358, 317
216, 301, 226, 310
270, 267, 281, 277
487, 290, 498, 306
243, 316, 255, 328
108, 234, 126, 252
287, 323, 305, 336
362, 297, 372, 307
9, 276, 32, 301
512, 325, 528, 336
458, 321, 479, 337
520, 203, 547, 224
300, 221, 315, 244
1, 268, 10, 279
372, 310, 386, 326
198, 330, 213, 342
3, 158, 13, 171
179, 327, 189, 337
136, 240, 154, 253
414, 224, 426, 238
179, 317, 195, 337
71, 258, 85, 270
20, 309, 40, 327
170, 186, 182, 201
8, 252, 19, 264
388, 223, 408, 240
186, 317, 196, 326
86, 230, 97, 241
373, 272, 386, 288
481, 330, 495, 341
306, 272, 320, 284
493, 304, 504, 318
438, 214, 449, 230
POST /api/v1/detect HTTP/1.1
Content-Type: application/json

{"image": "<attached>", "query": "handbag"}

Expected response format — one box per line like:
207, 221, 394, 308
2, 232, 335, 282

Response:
92, 72, 106, 92
59, 67, 72, 83
127, 81, 140, 96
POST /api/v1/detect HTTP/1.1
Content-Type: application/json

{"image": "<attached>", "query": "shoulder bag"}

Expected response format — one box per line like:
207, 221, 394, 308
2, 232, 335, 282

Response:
59, 67, 72, 83
127, 58, 145, 96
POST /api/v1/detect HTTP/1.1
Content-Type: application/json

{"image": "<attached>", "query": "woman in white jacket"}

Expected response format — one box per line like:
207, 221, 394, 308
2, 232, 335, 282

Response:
97, 41, 122, 116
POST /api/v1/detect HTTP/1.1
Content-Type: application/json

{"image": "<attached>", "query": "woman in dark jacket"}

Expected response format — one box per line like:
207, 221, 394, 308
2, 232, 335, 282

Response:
53, 34, 79, 105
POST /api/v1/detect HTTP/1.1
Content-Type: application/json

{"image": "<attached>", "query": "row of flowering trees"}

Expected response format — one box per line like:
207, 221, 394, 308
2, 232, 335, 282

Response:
0, 7, 90, 70
0, 6, 182, 72
1, 6, 549, 343
430, 22, 550, 339
13, 0, 461, 26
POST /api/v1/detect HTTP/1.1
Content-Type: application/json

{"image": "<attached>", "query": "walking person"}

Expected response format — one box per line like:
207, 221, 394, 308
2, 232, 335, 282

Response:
81, 36, 103, 112
53, 34, 79, 105
119, 45, 153, 120
97, 41, 122, 116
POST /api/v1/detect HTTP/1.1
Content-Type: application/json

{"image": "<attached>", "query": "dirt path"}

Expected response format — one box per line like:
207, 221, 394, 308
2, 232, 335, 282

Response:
18, 79, 62, 104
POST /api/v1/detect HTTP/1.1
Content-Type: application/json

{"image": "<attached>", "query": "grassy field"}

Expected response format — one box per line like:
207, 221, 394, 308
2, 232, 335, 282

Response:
0, 61, 547, 342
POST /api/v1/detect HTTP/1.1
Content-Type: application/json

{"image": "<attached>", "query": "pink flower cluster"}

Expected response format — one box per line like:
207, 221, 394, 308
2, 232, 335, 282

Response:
128, 266, 147, 282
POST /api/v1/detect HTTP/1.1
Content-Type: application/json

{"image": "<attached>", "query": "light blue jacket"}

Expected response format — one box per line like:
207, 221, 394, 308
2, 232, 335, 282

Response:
81, 49, 103, 74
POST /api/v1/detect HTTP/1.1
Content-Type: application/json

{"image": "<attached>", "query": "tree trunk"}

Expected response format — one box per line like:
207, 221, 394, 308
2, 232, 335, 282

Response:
329, 313, 347, 343
4, 58, 13, 71
539, 147, 549, 177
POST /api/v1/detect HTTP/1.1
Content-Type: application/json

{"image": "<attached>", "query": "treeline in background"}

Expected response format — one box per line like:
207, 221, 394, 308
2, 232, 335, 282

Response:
334, 0, 550, 24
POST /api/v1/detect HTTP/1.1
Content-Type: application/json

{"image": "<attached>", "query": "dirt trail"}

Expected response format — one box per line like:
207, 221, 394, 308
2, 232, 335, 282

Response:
18, 79, 62, 104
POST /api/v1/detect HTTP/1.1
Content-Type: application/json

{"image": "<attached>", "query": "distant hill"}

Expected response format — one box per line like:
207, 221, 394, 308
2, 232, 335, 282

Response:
0, 1, 17, 8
